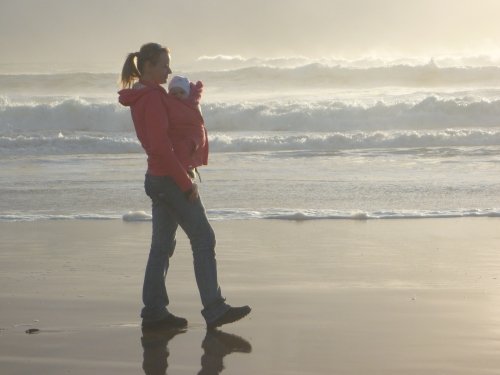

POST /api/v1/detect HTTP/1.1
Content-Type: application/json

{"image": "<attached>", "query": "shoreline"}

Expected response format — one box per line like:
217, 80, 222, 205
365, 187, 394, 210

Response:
2, 207, 500, 222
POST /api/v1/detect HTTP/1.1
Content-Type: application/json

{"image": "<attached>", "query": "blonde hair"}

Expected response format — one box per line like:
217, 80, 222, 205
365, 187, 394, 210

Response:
120, 43, 169, 88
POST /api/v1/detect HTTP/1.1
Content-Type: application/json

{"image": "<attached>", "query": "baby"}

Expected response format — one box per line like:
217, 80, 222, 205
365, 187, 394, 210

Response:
168, 75, 202, 112
166, 75, 208, 176
168, 75, 191, 99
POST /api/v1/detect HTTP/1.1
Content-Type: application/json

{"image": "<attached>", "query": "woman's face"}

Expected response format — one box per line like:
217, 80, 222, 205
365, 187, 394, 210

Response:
144, 52, 172, 84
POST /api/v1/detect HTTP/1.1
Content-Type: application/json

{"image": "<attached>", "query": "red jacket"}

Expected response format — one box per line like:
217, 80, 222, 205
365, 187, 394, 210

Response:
166, 81, 208, 170
118, 81, 195, 192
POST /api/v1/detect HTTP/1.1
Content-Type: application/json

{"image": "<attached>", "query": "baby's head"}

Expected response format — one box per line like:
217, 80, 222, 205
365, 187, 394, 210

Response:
168, 75, 190, 99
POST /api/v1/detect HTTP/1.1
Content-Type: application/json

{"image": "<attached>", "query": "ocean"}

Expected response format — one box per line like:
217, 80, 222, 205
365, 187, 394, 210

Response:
1, 55, 499, 222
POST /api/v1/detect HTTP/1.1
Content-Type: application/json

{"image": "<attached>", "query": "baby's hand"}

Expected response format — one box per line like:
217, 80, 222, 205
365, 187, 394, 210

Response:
189, 81, 204, 104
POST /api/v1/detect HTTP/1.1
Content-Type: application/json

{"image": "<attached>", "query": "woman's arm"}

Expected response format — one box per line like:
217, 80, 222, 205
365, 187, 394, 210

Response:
144, 90, 193, 192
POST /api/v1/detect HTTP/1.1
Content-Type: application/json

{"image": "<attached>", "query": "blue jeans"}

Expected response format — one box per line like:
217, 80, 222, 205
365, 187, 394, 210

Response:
141, 174, 230, 324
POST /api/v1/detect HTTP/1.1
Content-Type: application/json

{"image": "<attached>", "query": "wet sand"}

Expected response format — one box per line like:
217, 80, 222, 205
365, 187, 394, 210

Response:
1, 218, 500, 374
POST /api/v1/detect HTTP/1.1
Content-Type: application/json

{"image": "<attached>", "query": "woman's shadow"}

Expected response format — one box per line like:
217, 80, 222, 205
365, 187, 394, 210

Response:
141, 328, 252, 375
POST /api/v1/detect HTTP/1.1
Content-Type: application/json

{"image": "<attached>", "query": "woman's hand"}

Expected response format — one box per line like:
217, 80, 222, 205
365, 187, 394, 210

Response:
186, 183, 199, 202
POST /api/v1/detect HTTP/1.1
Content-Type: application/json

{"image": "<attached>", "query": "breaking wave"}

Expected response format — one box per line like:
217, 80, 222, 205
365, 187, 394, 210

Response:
2, 96, 500, 135
4, 59, 500, 95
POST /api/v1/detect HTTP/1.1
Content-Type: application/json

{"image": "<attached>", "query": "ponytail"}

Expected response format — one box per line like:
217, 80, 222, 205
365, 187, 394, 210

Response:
120, 52, 140, 89
120, 43, 169, 89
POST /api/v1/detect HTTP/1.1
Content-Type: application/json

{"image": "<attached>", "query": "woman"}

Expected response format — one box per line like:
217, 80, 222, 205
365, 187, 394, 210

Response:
118, 43, 250, 330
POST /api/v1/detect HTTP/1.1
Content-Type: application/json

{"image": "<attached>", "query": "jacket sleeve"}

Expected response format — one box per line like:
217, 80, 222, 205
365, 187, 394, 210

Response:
144, 90, 193, 192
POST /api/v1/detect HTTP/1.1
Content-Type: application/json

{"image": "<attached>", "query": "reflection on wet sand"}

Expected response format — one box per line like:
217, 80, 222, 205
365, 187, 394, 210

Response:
141, 328, 252, 375
198, 330, 252, 375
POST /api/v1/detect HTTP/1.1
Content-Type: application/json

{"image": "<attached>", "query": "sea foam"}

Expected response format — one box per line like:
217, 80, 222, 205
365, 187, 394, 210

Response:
2, 129, 500, 156
1, 208, 499, 222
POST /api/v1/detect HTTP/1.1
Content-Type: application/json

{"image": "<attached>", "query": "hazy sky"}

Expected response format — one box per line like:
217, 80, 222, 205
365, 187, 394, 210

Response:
2, 0, 500, 70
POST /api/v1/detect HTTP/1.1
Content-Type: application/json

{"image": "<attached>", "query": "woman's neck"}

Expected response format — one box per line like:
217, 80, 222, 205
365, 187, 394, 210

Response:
139, 78, 158, 87
139, 73, 158, 85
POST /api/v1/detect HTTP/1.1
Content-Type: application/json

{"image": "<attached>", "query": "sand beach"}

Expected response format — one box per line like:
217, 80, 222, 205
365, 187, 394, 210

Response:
1, 218, 500, 374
